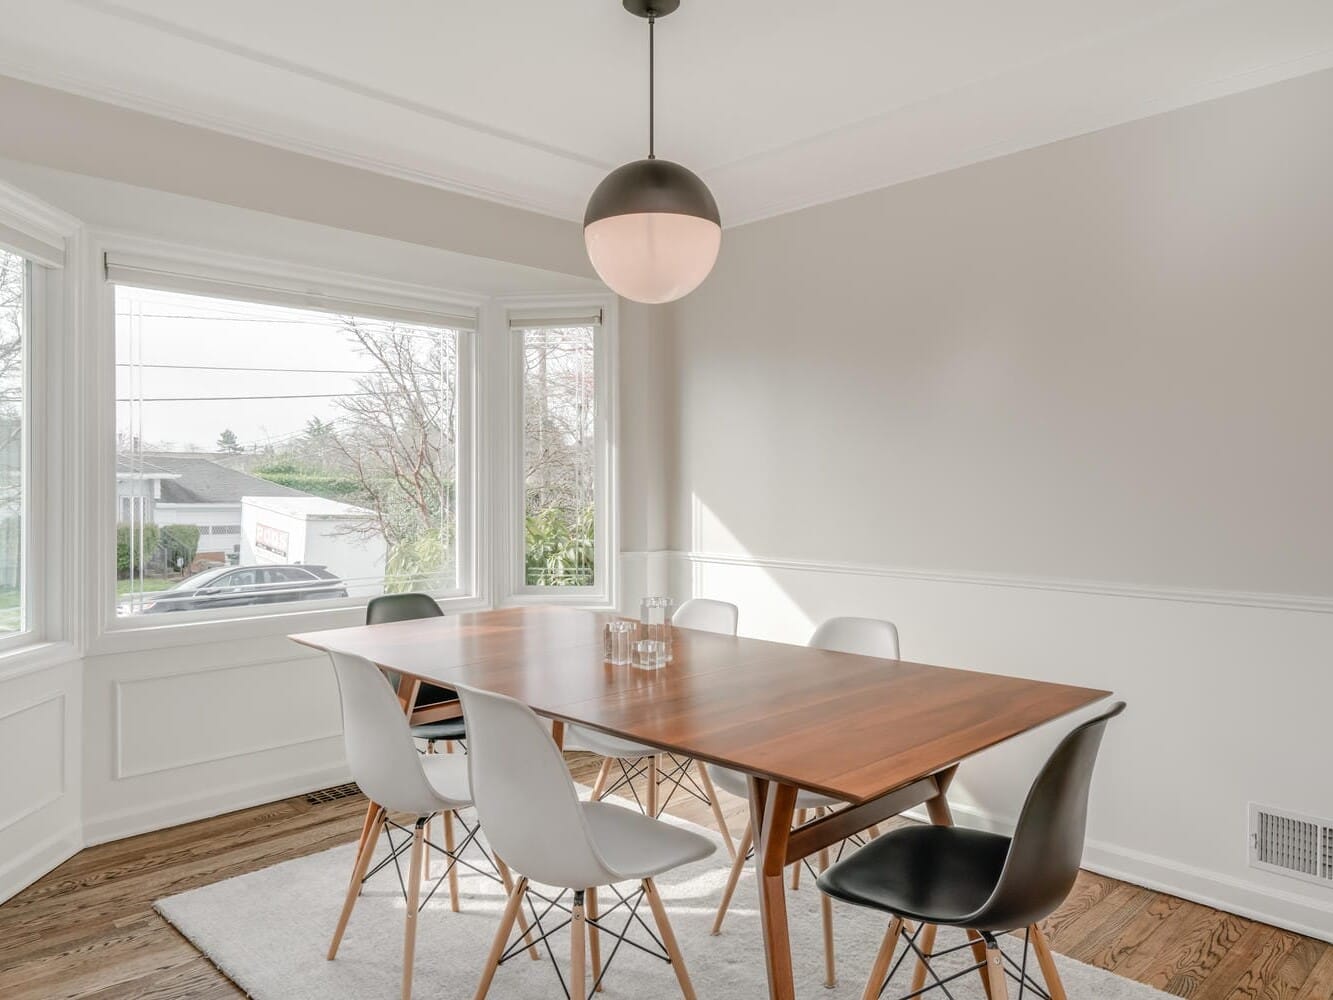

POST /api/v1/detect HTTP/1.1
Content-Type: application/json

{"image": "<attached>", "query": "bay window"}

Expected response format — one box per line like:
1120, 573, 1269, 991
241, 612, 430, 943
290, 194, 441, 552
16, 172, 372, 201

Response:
101, 250, 616, 628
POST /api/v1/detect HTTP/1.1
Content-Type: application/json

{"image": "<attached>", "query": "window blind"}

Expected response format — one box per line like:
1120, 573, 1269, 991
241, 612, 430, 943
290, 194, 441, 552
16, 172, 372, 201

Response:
105, 251, 478, 331
507, 306, 603, 330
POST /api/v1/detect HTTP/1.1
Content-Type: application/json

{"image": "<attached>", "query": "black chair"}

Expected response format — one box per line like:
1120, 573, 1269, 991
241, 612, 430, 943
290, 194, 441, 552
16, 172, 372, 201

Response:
817, 702, 1126, 1000
365, 593, 465, 747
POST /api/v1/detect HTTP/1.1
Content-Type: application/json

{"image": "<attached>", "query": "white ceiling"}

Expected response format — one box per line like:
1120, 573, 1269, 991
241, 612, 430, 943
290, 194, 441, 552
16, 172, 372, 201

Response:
2, 0, 1333, 227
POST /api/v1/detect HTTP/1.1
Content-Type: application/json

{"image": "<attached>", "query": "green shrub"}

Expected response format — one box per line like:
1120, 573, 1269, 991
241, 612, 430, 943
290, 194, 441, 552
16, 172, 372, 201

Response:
524, 505, 594, 586
384, 528, 454, 594
116, 522, 160, 578
160, 524, 200, 569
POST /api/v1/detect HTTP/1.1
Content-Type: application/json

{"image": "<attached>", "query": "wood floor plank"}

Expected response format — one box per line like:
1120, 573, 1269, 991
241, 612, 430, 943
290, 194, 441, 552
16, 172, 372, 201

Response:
0, 752, 1326, 1000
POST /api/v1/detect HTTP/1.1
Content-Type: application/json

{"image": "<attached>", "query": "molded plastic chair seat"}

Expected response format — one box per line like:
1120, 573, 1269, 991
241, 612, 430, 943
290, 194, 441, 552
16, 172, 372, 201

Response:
817, 825, 1010, 926
583, 800, 716, 879
410, 718, 467, 743
566, 724, 659, 759
419, 752, 472, 804
704, 762, 843, 810
458, 682, 713, 999
816, 702, 1127, 1000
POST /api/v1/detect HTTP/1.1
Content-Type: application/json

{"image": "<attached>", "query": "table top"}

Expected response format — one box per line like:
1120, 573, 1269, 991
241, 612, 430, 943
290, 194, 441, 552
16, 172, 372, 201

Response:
291, 605, 1110, 804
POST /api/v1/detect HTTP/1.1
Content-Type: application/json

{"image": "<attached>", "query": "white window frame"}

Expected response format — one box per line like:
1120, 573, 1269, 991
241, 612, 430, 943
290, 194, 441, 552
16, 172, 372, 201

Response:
0, 182, 78, 663
498, 295, 618, 610
89, 234, 489, 648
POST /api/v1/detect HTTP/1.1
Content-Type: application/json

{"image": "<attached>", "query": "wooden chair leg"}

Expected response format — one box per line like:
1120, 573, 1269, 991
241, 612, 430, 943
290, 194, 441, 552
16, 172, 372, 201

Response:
711, 819, 753, 935
694, 760, 737, 860
861, 916, 902, 1000
351, 800, 383, 898
646, 755, 659, 818
442, 808, 461, 912
425, 743, 436, 878
790, 809, 808, 890
1030, 924, 1067, 1000
402, 821, 426, 1000
816, 806, 836, 988
473, 877, 527, 1000
910, 923, 939, 993
983, 936, 1010, 1000
329, 806, 385, 959
442, 742, 461, 911
644, 878, 698, 1000
587, 886, 604, 993
967, 929, 997, 1000
494, 854, 540, 961
591, 758, 614, 800
570, 892, 587, 1000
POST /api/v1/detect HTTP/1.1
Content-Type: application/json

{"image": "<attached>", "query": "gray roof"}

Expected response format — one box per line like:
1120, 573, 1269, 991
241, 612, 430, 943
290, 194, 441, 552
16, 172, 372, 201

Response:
123, 454, 310, 504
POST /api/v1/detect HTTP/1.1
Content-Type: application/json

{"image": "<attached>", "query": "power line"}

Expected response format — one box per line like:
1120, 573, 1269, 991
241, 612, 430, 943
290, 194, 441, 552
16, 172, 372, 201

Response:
115, 392, 382, 402
113, 362, 372, 374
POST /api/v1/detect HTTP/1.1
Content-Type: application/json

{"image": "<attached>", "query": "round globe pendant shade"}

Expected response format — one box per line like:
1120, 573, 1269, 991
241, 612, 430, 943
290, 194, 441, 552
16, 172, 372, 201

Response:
584, 158, 721, 304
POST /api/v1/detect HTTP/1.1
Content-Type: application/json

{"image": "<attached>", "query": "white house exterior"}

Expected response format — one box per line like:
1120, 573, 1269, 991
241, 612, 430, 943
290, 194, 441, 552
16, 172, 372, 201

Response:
239, 496, 387, 597
115, 453, 309, 562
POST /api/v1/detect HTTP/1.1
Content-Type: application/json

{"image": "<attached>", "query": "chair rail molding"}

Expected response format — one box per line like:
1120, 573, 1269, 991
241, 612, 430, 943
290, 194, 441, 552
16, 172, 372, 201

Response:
651, 549, 1333, 616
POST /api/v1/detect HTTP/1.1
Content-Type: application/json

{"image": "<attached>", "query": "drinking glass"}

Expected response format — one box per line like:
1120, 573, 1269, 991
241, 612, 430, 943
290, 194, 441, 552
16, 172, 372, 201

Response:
640, 596, 675, 662
605, 620, 635, 666
633, 638, 666, 670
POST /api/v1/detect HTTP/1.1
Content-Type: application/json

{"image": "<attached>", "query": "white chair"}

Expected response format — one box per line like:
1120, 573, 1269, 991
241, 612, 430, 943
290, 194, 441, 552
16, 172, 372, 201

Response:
565, 598, 740, 859
325, 651, 529, 1000
708, 616, 901, 989
456, 682, 716, 1000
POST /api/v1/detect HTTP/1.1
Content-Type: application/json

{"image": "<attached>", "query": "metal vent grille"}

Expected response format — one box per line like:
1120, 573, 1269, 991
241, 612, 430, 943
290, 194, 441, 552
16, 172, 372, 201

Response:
1249, 803, 1333, 887
305, 782, 362, 805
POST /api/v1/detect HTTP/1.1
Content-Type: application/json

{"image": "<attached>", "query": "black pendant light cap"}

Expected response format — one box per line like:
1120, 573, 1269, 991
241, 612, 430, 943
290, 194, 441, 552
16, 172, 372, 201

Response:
584, 158, 720, 227
623, 0, 679, 18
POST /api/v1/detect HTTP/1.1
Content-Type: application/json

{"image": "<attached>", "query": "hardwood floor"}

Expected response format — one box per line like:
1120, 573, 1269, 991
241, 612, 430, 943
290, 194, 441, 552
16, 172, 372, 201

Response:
1, 754, 1328, 999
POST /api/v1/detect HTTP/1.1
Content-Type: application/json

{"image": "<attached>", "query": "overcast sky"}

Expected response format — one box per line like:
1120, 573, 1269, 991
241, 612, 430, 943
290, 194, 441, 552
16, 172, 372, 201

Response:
115, 286, 449, 454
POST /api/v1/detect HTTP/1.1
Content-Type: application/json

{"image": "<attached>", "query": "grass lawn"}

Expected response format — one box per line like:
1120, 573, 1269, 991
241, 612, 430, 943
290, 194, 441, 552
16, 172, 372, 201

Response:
116, 577, 180, 597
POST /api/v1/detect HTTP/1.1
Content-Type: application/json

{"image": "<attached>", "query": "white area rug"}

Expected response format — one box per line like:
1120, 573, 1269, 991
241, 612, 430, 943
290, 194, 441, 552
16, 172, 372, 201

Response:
156, 809, 1174, 999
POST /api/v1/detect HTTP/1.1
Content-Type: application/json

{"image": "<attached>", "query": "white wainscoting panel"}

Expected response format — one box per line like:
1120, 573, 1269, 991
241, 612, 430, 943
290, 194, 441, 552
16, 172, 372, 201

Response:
0, 694, 65, 827
0, 652, 82, 903
83, 638, 349, 846
114, 656, 341, 779
660, 549, 1333, 943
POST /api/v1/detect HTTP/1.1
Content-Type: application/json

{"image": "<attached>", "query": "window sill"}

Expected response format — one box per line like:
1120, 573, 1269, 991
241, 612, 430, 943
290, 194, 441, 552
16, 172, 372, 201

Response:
0, 640, 80, 683
89, 593, 491, 657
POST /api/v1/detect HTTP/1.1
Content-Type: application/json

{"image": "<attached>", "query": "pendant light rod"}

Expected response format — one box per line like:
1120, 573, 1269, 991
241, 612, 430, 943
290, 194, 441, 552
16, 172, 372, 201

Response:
648, 14, 655, 159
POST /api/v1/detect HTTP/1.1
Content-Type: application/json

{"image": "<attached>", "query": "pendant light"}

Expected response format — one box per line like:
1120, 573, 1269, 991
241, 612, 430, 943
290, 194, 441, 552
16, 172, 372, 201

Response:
584, 0, 720, 305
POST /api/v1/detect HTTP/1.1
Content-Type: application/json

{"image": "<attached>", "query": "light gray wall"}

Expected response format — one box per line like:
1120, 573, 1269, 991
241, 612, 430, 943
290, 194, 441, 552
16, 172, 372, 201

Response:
669, 67, 1333, 596
0, 75, 593, 279
665, 68, 1333, 938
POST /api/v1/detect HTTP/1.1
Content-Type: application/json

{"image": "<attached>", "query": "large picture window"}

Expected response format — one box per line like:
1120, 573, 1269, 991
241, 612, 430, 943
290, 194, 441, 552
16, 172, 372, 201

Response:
114, 284, 468, 618
0, 248, 26, 636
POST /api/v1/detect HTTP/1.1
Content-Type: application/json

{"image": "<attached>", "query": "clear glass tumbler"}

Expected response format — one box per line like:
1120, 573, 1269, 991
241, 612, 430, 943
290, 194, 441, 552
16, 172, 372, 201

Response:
606, 620, 635, 666
633, 638, 666, 670
640, 596, 675, 662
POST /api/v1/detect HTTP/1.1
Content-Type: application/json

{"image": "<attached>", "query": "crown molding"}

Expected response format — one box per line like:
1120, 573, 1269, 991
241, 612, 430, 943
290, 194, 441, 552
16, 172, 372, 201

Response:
0, 60, 586, 224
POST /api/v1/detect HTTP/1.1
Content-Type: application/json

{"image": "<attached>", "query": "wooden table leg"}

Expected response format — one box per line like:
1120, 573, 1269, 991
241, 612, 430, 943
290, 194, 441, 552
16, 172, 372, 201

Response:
551, 720, 565, 751
924, 769, 994, 1000
748, 776, 799, 1000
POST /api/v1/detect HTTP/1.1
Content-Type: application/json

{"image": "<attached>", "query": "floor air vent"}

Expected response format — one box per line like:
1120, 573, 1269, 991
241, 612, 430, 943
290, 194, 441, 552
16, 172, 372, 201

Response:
305, 782, 362, 805
1249, 803, 1333, 887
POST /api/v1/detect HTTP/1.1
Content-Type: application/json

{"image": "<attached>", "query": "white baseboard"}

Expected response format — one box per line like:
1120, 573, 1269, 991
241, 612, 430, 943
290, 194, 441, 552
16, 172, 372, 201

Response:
0, 821, 82, 903
82, 761, 352, 847
905, 801, 1333, 944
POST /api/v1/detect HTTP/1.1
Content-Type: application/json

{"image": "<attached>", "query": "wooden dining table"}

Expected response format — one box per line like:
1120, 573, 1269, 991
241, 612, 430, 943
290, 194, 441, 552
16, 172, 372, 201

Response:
291, 605, 1110, 1000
